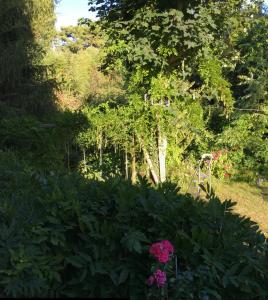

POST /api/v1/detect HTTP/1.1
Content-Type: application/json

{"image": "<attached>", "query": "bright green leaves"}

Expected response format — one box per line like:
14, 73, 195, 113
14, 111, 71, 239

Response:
199, 55, 234, 113
103, 5, 217, 78
56, 22, 104, 53
218, 113, 268, 178
82, 0, 267, 182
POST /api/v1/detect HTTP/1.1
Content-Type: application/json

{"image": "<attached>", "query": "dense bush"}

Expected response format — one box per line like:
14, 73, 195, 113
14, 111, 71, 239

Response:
0, 112, 85, 171
0, 152, 267, 299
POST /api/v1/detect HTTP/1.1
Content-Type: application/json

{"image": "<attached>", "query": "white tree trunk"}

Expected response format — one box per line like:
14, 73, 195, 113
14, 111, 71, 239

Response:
125, 147, 129, 180
158, 129, 167, 183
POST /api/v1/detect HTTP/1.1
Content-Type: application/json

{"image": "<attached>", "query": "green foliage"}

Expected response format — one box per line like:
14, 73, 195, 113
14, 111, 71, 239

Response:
56, 21, 103, 52
86, 0, 268, 184
0, 159, 267, 298
0, 0, 56, 115
1, 2, 268, 297
218, 114, 268, 179
235, 15, 268, 109
0, 112, 85, 170
46, 33, 124, 105
199, 55, 234, 112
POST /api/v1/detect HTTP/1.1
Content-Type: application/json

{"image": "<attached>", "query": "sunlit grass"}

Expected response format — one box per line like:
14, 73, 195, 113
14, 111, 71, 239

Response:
213, 179, 268, 236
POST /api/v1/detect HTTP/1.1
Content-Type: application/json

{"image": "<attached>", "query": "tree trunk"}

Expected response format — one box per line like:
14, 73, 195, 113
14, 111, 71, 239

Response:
83, 149, 86, 173
99, 144, 103, 167
137, 135, 159, 185
125, 147, 129, 180
131, 144, 137, 184
99, 133, 103, 178
143, 147, 159, 185
158, 128, 167, 183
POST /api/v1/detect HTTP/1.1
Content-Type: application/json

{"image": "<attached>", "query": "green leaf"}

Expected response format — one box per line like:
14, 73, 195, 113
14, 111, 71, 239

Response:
121, 231, 149, 253
66, 256, 84, 268
118, 268, 129, 285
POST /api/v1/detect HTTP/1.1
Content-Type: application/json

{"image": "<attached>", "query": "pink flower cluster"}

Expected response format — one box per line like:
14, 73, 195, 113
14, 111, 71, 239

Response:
147, 269, 167, 288
149, 240, 174, 263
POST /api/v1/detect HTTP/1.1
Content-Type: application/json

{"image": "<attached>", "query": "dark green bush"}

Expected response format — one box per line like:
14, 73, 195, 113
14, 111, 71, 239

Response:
0, 112, 85, 171
0, 152, 267, 299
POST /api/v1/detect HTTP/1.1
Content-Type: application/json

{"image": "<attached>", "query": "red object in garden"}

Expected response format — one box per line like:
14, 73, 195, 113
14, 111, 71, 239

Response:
161, 240, 174, 253
149, 240, 174, 263
147, 240, 174, 289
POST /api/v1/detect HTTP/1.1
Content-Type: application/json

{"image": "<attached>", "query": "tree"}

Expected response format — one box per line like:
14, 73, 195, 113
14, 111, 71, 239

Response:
55, 20, 103, 53
217, 13, 268, 179
45, 23, 124, 109
88, 0, 238, 20
0, 0, 56, 115
85, 0, 260, 183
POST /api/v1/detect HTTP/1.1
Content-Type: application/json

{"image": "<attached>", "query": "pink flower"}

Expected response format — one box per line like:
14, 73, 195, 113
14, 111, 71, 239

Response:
158, 250, 169, 263
154, 269, 166, 288
149, 240, 174, 263
161, 240, 174, 253
149, 242, 162, 258
147, 275, 155, 286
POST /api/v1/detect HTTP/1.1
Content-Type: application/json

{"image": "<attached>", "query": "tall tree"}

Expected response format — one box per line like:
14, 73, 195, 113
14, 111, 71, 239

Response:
56, 20, 103, 53
0, 0, 56, 115
85, 0, 265, 183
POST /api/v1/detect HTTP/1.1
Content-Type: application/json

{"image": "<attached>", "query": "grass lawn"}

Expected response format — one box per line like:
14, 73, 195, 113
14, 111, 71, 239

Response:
213, 180, 268, 236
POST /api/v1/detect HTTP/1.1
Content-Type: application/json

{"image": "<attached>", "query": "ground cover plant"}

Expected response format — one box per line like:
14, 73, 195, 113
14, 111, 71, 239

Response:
0, 153, 267, 298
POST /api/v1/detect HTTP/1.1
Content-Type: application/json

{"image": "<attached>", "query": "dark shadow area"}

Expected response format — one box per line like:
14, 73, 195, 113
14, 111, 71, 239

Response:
0, 163, 267, 298
0, 0, 56, 116
0, 0, 88, 173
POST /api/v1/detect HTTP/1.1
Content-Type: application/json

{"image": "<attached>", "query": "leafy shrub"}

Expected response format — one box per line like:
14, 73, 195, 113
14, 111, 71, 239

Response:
0, 112, 85, 171
211, 150, 233, 180
218, 114, 268, 181
0, 153, 267, 298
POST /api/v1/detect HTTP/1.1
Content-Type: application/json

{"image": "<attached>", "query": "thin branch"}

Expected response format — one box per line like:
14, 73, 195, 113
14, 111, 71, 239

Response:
233, 107, 267, 115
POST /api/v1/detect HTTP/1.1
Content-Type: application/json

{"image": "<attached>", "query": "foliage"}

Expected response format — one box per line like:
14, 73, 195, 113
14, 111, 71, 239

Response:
84, 0, 267, 183
218, 114, 268, 179
45, 23, 124, 107
235, 15, 268, 110
0, 112, 85, 170
55, 21, 103, 52
210, 150, 233, 180
0, 0, 56, 115
0, 160, 267, 298
0, 2, 268, 298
